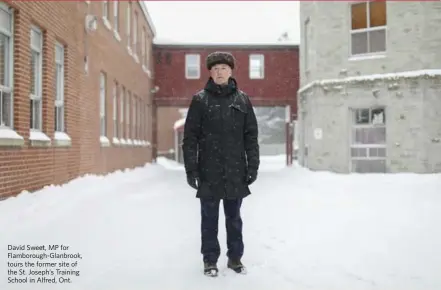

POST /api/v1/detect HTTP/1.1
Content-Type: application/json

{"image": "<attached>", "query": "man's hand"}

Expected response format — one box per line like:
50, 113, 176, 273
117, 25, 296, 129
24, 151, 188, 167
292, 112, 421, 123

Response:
246, 168, 257, 185
187, 171, 200, 190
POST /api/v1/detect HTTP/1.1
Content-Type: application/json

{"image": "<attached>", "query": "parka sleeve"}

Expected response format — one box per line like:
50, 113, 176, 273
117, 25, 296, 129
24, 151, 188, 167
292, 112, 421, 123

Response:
182, 95, 202, 174
243, 96, 260, 172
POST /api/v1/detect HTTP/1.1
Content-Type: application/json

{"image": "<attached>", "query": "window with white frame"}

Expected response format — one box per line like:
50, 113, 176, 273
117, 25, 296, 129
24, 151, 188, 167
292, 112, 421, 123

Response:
113, 1, 119, 32
54, 42, 65, 132
102, 1, 109, 19
113, 81, 118, 139
99, 72, 106, 136
126, 90, 130, 138
133, 12, 138, 55
132, 95, 136, 139
141, 27, 146, 66
185, 54, 200, 79
30, 26, 43, 130
126, 2, 131, 45
249, 54, 264, 79
0, 4, 13, 128
350, 1, 386, 56
137, 99, 141, 139
120, 85, 125, 139
351, 107, 386, 173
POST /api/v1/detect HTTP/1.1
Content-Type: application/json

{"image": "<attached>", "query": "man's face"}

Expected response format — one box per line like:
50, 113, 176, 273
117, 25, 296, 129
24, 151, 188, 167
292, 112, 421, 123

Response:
210, 63, 232, 85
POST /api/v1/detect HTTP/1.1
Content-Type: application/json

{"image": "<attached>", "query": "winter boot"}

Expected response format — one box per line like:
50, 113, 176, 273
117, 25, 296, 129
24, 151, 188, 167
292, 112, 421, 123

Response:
227, 258, 246, 274
203, 262, 218, 277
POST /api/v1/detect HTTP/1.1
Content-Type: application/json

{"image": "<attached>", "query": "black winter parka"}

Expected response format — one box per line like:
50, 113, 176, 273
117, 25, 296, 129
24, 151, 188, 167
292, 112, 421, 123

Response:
182, 77, 260, 199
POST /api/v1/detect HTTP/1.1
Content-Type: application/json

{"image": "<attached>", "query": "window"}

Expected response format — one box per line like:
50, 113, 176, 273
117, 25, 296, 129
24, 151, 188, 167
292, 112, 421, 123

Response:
185, 54, 200, 79
132, 95, 136, 139
120, 86, 125, 139
141, 27, 146, 66
0, 4, 13, 128
113, 81, 118, 139
102, 1, 109, 19
99, 72, 106, 136
126, 90, 130, 138
113, 1, 119, 32
350, 1, 386, 56
126, 2, 131, 45
133, 12, 138, 55
249, 54, 264, 79
55, 42, 65, 132
30, 26, 43, 130
351, 107, 386, 173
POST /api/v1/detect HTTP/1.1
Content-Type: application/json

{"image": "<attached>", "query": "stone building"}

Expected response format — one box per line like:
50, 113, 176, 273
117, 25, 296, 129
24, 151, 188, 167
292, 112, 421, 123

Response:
297, 1, 441, 173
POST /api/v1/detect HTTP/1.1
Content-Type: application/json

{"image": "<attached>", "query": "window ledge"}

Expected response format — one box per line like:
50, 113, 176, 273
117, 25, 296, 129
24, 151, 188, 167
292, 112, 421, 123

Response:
127, 46, 133, 56
143, 66, 153, 78
30, 130, 51, 147
100, 136, 111, 147
113, 30, 121, 42
133, 54, 139, 64
54, 131, 72, 147
126, 139, 133, 146
112, 137, 120, 145
103, 17, 112, 30
0, 127, 24, 147
119, 138, 127, 146
349, 53, 386, 62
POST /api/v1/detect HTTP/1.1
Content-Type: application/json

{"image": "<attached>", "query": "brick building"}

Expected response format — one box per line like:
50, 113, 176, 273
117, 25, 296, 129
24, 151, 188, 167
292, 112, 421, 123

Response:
298, 1, 441, 173
152, 43, 299, 164
0, 1, 155, 198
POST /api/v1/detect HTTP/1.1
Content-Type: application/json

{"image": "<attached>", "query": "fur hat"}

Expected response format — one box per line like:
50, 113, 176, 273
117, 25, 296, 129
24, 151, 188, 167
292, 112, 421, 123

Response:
206, 51, 235, 70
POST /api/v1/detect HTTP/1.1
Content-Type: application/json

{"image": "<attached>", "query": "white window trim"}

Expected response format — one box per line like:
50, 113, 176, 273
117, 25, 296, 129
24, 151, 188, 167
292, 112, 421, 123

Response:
249, 54, 264, 79
185, 54, 200, 79
0, 3, 23, 146
102, 1, 111, 30
99, 72, 110, 147
133, 12, 138, 57
30, 25, 43, 131
0, 4, 14, 129
126, 91, 132, 145
54, 42, 65, 132
112, 83, 119, 145
349, 2, 387, 58
120, 86, 125, 144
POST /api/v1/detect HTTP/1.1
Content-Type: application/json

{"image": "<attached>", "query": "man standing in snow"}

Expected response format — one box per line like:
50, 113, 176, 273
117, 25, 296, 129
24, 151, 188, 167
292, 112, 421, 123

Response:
182, 51, 260, 277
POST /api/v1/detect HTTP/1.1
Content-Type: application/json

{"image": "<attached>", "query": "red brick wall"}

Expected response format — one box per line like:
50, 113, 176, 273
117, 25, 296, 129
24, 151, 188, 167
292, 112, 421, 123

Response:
0, 1, 154, 198
153, 44, 299, 107
153, 44, 299, 156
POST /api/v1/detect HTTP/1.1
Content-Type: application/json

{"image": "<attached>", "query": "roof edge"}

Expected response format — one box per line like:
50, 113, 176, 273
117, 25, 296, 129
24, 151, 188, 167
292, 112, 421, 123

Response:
139, 1, 156, 37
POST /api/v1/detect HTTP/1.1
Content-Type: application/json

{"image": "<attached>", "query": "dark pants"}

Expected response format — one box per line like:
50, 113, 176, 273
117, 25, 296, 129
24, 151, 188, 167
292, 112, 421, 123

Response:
200, 198, 244, 264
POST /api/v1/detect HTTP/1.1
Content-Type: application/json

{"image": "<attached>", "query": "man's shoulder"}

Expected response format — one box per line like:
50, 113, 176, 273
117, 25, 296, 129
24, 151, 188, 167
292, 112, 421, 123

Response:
192, 89, 208, 102
236, 90, 252, 104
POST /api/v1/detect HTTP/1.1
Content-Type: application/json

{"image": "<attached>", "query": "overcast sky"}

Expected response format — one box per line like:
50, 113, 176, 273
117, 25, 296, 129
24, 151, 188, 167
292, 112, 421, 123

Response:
144, 1, 300, 44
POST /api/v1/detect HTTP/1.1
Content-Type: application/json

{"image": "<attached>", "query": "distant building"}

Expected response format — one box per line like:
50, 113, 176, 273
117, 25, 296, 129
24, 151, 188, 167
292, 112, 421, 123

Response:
152, 42, 299, 164
298, 1, 441, 173
0, 1, 155, 197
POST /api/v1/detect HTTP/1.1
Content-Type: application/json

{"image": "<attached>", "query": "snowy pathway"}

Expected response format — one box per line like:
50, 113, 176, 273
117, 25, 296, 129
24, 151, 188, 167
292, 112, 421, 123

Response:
1, 156, 440, 290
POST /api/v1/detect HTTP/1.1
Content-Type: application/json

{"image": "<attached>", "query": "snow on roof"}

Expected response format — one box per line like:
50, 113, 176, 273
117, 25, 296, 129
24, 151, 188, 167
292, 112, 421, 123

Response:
299, 69, 441, 94
174, 118, 186, 130
153, 37, 299, 47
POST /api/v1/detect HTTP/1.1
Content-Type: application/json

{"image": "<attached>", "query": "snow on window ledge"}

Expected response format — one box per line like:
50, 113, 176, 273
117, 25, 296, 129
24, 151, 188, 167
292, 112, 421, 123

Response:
54, 131, 72, 147
133, 54, 140, 64
0, 126, 24, 147
100, 136, 111, 147
29, 130, 51, 147
349, 53, 386, 62
126, 139, 133, 146
127, 46, 133, 56
112, 137, 120, 145
119, 138, 127, 146
113, 30, 121, 42
102, 17, 111, 30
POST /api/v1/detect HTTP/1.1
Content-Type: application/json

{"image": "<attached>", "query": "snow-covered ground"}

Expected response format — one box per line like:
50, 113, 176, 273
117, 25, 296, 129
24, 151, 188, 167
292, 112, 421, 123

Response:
1, 155, 440, 290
